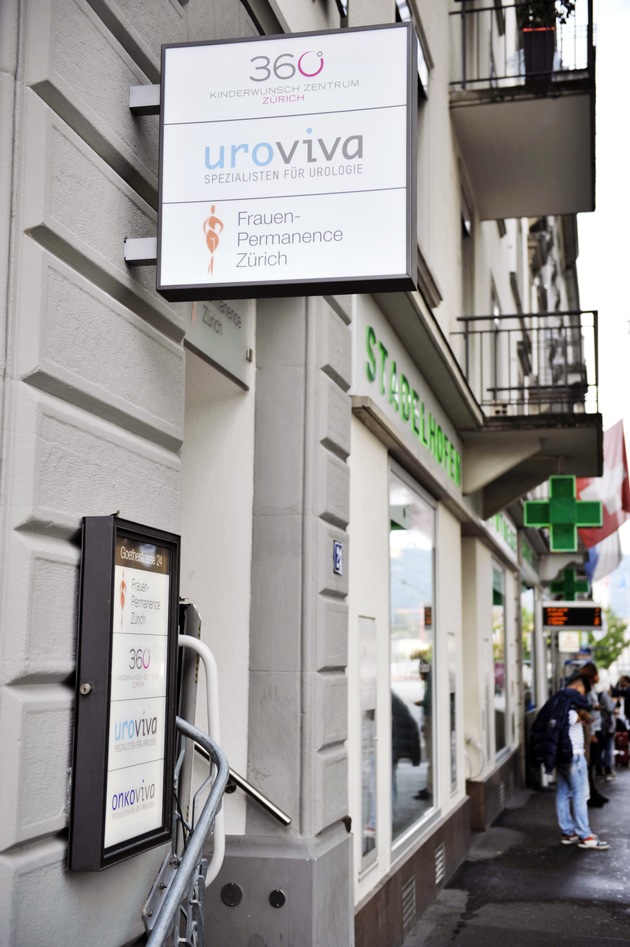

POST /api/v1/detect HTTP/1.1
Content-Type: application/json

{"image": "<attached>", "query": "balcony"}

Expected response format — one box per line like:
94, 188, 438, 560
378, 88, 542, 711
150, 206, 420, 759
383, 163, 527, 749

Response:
451, 310, 602, 516
449, 1, 595, 220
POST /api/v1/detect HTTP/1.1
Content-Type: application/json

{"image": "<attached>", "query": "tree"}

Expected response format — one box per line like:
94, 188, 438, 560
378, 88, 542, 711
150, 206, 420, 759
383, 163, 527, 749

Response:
587, 608, 629, 670
522, 606, 534, 661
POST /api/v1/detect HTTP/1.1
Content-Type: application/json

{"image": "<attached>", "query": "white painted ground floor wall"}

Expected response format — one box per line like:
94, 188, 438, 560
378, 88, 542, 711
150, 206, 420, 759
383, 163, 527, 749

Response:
180, 348, 256, 837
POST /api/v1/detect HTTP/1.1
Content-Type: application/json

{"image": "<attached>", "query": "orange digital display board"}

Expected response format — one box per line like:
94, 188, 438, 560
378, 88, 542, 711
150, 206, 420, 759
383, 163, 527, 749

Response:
542, 604, 602, 629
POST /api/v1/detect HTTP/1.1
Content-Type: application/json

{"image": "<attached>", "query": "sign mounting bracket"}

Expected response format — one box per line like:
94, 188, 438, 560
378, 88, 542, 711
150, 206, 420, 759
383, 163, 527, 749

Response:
129, 84, 161, 115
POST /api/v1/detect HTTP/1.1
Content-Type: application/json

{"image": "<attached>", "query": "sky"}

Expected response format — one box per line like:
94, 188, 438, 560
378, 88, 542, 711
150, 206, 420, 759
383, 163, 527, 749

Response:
576, 0, 630, 551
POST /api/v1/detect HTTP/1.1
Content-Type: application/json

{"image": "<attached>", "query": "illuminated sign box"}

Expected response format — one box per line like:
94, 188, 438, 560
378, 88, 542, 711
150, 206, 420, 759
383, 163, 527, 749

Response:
157, 23, 417, 301
69, 517, 180, 870
542, 602, 602, 630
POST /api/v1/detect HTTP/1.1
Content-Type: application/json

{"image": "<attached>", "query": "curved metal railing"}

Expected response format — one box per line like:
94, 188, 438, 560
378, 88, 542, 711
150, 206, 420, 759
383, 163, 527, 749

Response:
145, 717, 229, 947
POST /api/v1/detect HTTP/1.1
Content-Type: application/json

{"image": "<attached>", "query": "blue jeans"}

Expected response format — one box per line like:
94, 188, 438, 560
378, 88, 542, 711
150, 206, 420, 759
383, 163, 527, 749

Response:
555, 753, 592, 839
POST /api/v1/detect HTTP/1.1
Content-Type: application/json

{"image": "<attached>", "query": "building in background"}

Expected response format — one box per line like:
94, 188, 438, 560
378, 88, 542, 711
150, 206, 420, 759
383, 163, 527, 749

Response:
606, 556, 630, 620
0, 1, 599, 945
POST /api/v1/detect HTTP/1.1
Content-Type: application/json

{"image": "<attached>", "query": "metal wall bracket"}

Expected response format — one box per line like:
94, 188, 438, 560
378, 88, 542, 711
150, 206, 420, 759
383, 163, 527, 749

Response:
129, 84, 161, 115
124, 236, 157, 266
143, 853, 180, 932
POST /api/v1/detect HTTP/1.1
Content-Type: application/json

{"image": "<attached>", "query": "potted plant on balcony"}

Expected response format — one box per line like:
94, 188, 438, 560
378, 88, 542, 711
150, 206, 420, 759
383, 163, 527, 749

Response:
518, 1, 576, 82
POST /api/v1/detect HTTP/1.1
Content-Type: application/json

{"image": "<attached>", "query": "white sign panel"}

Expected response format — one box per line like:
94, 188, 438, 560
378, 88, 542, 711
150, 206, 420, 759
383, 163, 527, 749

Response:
158, 24, 416, 300
184, 298, 254, 390
104, 538, 172, 849
558, 631, 581, 653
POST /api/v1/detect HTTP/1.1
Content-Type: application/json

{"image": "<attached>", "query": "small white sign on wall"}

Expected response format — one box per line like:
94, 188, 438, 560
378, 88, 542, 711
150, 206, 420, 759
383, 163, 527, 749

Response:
558, 631, 581, 653
184, 298, 254, 390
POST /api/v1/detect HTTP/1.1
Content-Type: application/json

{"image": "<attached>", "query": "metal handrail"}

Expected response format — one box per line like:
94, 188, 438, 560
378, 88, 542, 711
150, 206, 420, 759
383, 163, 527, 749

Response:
226, 767, 292, 827
145, 717, 229, 947
177, 633, 226, 885
192, 744, 292, 827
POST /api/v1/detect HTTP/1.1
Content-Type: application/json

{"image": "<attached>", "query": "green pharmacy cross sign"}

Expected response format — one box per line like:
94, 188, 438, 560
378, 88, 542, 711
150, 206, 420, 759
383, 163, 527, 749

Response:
524, 476, 603, 553
550, 567, 591, 601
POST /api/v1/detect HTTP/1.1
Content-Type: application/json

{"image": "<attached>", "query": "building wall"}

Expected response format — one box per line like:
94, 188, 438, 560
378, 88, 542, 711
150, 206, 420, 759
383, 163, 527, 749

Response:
413, 0, 461, 328
0, 1, 587, 944
0, 1, 259, 944
203, 294, 354, 945
180, 349, 256, 835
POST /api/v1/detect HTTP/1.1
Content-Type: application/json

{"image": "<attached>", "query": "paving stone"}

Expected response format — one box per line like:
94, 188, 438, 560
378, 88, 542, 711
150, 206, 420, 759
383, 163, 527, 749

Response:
403, 770, 630, 947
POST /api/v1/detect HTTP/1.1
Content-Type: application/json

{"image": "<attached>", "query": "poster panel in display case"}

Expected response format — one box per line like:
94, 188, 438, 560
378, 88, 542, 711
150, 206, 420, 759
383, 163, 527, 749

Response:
69, 516, 180, 870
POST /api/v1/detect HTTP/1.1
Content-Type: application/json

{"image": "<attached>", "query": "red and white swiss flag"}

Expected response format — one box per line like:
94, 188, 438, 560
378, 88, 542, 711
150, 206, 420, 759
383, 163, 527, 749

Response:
577, 420, 630, 548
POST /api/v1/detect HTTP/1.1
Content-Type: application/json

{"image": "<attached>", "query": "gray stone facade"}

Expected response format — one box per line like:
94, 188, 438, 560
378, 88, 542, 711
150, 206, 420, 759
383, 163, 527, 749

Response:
0, 2, 251, 944
0, 2, 354, 943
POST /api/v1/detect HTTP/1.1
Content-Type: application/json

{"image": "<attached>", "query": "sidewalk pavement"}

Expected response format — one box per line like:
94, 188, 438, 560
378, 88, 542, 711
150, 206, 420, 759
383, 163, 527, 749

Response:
403, 767, 630, 946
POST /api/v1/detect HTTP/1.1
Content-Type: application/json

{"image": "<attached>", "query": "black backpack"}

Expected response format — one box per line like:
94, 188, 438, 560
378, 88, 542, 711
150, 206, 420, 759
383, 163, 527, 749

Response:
530, 692, 563, 766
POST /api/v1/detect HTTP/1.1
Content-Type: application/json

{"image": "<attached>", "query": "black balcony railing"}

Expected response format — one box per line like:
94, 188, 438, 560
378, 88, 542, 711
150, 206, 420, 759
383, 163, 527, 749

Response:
450, 0, 594, 92
452, 310, 598, 417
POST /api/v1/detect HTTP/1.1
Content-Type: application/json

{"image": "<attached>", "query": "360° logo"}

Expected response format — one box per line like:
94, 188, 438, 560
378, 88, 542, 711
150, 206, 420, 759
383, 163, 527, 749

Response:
249, 50, 324, 82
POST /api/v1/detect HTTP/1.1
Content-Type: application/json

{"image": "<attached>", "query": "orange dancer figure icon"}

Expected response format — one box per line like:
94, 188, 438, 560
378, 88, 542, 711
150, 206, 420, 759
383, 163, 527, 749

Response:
202, 204, 224, 275
120, 572, 126, 627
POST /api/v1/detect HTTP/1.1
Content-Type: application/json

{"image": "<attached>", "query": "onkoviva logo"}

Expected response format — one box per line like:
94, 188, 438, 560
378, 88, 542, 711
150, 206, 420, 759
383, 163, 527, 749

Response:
111, 779, 156, 812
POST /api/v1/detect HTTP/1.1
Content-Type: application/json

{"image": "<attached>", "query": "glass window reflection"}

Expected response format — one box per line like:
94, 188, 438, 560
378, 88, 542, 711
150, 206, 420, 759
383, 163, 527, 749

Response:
360, 617, 377, 866
493, 564, 507, 753
389, 471, 435, 844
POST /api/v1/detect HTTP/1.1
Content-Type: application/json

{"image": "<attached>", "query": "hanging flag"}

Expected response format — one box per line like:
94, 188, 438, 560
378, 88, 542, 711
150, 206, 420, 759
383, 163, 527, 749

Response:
584, 531, 623, 583
577, 420, 630, 548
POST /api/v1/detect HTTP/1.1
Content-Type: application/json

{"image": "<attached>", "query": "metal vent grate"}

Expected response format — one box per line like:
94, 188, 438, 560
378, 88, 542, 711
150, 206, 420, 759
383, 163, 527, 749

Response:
401, 875, 417, 938
434, 841, 446, 886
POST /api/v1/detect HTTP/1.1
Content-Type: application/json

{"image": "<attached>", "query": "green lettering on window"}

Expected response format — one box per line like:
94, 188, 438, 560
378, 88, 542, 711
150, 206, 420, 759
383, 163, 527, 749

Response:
366, 325, 377, 383
389, 361, 400, 413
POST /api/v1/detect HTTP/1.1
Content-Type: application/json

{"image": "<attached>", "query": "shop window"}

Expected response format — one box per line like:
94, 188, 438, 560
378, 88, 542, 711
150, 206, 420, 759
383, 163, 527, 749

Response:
492, 563, 508, 754
521, 585, 536, 711
448, 632, 458, 792
359, 617, 377, 868
389, 469, 435, 845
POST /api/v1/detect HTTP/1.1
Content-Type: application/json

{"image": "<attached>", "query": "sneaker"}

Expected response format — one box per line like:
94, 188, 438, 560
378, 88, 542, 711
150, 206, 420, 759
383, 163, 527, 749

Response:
578, 835, 609, 850
561, 833, 579, 845
592, 791, 609, 803
414, 789, 431, 800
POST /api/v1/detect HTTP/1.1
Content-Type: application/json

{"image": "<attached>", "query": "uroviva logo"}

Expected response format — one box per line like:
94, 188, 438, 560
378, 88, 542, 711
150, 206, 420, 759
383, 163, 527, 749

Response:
114, 713, 158, 741
204, 130, 363, 171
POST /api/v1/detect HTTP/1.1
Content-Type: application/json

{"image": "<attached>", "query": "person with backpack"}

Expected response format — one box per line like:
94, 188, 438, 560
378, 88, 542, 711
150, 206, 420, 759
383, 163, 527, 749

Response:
531, 673, 610, 850
598, 683, 619, 780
